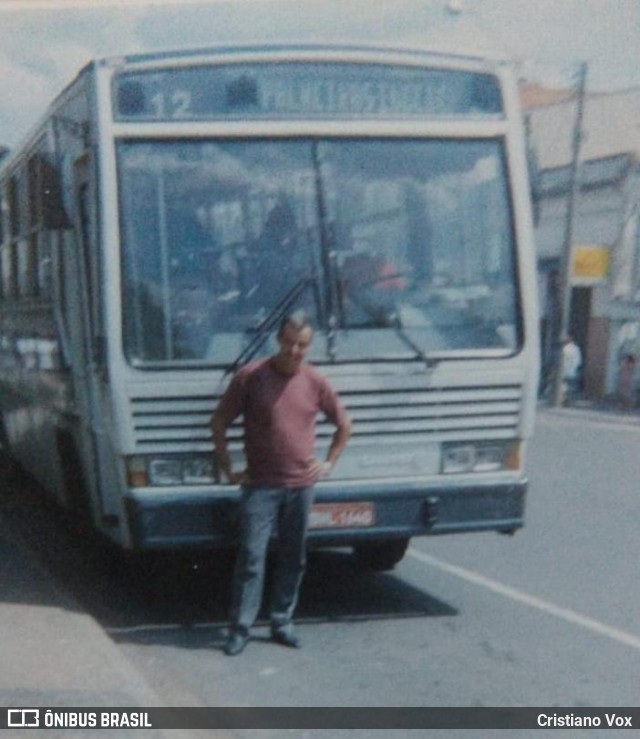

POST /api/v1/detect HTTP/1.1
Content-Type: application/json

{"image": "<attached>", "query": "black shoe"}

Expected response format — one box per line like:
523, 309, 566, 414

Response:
271, 628, 300, 649
224, 631, 249, 656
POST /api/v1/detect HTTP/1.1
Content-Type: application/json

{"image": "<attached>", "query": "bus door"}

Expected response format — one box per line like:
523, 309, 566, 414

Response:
60, 152, 111, 525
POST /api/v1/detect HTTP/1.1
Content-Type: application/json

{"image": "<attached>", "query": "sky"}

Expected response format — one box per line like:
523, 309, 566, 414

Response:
0, 0, 638, 149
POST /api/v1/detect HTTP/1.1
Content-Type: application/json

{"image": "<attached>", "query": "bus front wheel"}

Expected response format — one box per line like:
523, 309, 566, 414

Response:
353, 538, 410, 571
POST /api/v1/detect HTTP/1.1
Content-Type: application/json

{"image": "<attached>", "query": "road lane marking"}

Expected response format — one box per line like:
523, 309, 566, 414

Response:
407, 548, 640, 651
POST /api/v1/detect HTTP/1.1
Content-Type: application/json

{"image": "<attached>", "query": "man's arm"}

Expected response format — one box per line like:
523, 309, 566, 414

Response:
212, 408, 246, 485
309, 416, 352, 479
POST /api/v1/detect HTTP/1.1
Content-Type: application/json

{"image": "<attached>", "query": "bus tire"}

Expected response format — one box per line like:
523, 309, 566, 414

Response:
353, 537, 410, 571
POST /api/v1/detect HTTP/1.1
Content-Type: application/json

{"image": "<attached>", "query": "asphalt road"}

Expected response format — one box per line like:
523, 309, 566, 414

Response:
2, 408, 639, 737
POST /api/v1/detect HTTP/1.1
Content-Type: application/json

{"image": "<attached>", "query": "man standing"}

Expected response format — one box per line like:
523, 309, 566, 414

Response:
212, 311, 352, 656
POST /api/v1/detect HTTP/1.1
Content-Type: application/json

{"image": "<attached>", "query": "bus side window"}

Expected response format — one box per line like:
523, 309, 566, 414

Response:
8, 175, 22, 238
17, 236, 37, 298
4, 177, 20, 299
25, 151, 70, 300
37, 232, 53, 300
0, 190, 5, 301
28, 153, 72, 232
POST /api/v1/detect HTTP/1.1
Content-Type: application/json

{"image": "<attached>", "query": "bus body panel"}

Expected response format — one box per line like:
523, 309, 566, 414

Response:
124, 477, 527, 551
0, 70, 97, 510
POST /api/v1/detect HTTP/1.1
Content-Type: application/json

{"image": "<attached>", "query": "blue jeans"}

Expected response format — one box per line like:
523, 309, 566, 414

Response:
229, 485, 314, 636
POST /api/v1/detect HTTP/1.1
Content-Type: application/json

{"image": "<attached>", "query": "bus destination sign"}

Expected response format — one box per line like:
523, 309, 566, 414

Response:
113, 62, 503, 121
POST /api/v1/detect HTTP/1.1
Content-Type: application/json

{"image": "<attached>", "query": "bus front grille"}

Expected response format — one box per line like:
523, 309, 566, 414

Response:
130, 395, 218, 453
129, 383, 522, 454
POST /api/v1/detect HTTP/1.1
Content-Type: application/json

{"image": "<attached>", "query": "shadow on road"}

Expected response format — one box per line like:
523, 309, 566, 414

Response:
105, 548, 457, 651
0, 453, 457, 654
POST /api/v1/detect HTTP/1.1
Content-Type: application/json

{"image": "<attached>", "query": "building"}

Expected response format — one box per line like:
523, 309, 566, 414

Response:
523, 85, 640, 402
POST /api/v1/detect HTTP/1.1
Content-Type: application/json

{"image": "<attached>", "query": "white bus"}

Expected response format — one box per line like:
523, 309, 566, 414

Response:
0, 45, 539, 569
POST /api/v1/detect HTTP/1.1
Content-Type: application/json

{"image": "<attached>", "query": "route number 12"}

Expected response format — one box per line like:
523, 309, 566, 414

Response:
150, 90, 192, 118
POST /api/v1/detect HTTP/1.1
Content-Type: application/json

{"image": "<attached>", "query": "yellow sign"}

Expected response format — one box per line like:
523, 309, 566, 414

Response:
572, 246, 610, 283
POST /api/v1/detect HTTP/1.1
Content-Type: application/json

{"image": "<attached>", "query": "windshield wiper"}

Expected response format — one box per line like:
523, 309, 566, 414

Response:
392, 321, 438, 369
344, 289, 437, 369
222, 275, 315, 379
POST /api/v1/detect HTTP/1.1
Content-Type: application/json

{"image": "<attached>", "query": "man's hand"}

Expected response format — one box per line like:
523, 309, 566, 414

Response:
227, 469, 250, 485
308, 458, 333, 481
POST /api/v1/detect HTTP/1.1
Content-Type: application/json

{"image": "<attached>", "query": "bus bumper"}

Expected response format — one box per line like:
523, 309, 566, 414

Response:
124, 477, 527, 550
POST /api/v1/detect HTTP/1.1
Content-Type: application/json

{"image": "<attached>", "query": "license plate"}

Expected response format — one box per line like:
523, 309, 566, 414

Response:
309, 502, 375, 529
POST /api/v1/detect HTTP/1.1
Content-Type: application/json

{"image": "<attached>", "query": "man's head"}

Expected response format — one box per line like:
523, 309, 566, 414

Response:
273, 310, 313, 374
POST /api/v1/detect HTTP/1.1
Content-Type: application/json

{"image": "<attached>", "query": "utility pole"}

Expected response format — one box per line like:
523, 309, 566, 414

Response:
552, 62, 588, 407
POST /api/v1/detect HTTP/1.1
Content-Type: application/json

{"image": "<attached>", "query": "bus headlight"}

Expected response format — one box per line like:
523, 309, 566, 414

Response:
149, 459, 183, 485
127, 455, 216, 487
441, 441, 521, 474
182, 458, 216, 484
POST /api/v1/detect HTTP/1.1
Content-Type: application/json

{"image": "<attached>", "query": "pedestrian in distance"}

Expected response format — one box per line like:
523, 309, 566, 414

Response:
561, 334, 582, 405
212, 310, 352, 656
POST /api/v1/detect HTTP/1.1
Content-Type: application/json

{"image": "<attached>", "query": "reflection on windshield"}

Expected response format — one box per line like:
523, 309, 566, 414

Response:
117, 138, 519, 365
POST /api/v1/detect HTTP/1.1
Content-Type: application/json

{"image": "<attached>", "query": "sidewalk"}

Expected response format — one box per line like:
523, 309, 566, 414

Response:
0, 514, 185, 737
538, 397, 640, 427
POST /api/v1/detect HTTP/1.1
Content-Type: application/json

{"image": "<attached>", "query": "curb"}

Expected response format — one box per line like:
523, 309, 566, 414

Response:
0, 515, 199, 738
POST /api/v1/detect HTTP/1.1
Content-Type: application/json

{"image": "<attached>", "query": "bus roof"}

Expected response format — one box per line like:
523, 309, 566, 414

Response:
105, 42, 509, 71
0, 41, 513, 174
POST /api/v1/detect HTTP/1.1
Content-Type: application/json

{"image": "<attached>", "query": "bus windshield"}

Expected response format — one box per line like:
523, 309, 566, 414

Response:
117, 138, 519, 366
